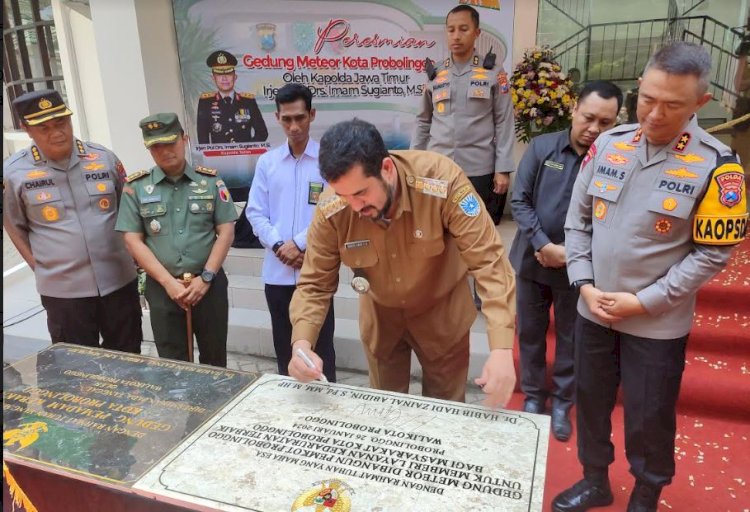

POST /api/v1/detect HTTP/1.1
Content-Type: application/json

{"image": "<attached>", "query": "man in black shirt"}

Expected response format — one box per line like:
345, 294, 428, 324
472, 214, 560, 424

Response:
509, 81, 622, 441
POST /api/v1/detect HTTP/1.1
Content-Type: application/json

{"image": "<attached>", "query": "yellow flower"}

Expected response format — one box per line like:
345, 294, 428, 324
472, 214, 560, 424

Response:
518, 101, 526, 110
549, 91, 557, 100
516, 78, 527, 87
523, 89, 532, 99
537, 98, 544, 105
533, 52, 542, 60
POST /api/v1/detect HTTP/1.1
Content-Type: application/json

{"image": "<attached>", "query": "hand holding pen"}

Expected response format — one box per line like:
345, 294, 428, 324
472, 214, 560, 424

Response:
288, 341, 328, 383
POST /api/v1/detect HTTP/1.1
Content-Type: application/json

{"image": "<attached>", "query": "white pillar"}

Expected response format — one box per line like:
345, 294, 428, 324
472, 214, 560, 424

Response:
88, 0, 185, 171
89, 0, 151, 169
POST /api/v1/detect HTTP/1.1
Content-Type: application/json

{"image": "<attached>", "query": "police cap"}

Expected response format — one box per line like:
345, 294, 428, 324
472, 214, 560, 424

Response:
12, 89, 73, 126
206, 50, 237, 74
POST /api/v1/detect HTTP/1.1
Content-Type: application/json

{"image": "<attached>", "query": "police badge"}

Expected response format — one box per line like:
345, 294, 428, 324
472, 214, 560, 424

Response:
351, 276, 370, 294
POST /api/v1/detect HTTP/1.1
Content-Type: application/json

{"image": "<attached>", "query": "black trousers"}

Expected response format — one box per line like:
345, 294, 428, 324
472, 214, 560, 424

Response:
41, 279, 142, 353
145, 269, 228, 367
265, 284, 336, 382
468, 173, 507, 225
575, 314, 688, 488
517, 276, 577, 410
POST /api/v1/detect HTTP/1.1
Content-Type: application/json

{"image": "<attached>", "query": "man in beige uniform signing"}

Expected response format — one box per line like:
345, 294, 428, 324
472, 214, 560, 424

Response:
289, 119, 516, 406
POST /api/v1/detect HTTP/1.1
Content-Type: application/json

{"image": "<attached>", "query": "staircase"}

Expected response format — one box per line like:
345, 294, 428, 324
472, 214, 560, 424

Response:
544, 0, 745, 111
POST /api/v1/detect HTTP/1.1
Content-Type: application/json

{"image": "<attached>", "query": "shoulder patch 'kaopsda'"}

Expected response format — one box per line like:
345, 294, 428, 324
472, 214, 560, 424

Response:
200, 92, 215, 99
125, 169, 151, 183
693, 162, 747, 246
239, 92, 256, 99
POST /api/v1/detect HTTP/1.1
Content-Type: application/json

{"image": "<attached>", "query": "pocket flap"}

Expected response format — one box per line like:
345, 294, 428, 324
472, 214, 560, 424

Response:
647, 192, 694, 219
84, 180, 114, 196
407, 237, 445, 258
587, 178, 624, 203
340, 247, 379, 269
26, 187, 62, 205
140, 204, 167, 217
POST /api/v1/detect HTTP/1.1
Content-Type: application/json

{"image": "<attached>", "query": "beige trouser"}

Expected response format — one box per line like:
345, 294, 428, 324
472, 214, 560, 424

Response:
358, 280, 476, 402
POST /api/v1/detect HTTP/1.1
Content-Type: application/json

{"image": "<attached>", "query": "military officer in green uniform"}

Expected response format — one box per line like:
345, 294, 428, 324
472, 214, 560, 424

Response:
196, 50, 268, 144
116, 113, 238, 367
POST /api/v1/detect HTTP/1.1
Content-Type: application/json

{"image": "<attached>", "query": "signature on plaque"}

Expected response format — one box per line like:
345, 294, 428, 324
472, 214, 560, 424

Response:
291, 479, 353, 512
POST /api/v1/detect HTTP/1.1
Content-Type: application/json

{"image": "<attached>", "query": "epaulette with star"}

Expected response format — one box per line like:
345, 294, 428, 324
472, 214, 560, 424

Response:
239, 92, 256, 99
200, 92, 215, 99
125, 169, 151, 183
195, 165, 217, 176
318, 195, 348, 219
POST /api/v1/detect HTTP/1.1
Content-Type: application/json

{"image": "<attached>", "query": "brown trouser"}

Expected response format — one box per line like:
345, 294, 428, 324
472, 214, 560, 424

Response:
358, 279, 476, 402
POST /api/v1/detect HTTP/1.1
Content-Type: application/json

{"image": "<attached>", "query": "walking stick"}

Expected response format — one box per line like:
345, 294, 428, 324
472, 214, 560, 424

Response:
182, 273, 194, 363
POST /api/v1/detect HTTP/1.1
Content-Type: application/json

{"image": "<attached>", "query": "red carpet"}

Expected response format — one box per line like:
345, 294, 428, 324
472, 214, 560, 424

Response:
509, 238, 750, 511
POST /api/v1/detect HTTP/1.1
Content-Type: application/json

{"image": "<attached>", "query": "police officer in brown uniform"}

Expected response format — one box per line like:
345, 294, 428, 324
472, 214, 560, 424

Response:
288, 119, 516, 406
3, 89, 142, 352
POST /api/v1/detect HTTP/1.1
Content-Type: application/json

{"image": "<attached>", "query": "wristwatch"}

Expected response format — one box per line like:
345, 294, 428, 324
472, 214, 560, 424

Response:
571, 279, 594, 291
272, 241, 284, 254
200, 269, 216, 283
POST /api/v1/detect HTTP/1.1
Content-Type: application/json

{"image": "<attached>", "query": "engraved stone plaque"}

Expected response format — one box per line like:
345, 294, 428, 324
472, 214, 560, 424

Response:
135, 374, 550, 511
3, 344, 256, 485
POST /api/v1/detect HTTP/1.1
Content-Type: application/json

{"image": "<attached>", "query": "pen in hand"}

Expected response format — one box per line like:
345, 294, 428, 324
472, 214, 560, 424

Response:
295, 348, 329, 383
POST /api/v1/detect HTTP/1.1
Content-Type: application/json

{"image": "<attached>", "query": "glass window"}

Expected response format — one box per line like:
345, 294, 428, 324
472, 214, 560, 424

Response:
3, 0, 66, 130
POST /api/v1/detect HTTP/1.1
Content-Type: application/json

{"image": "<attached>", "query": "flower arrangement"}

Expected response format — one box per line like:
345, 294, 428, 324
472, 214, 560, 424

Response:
511, 47, 575, 143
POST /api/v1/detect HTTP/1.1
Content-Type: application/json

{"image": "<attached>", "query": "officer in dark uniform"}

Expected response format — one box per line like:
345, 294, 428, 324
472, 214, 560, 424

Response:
196, 50, 268, 144
509, 81, 622, 442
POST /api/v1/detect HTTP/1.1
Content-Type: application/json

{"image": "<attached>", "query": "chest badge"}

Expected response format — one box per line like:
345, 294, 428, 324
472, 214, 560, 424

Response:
190, 203, 200, 212
99, 198, 111, 210
594, 199, 608, 220
41, 205, 60, 222
662, 198, 678, 211
351, 276, 370, 295
673, 153, 704, 164
655, 218, 672, 234
606, 153, 629, 166
414, 229, 423, 239
150, 219, 162, 233
84, 162, 105, 171
145, 185, 155, 195
96, 183, 107, 192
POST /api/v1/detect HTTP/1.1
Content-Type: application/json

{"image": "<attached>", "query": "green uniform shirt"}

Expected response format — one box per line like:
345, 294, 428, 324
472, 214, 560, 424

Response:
115, 164, 237, 276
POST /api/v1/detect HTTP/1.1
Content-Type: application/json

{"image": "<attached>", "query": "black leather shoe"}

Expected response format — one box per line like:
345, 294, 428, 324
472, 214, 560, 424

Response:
523, 399, 545, 414
627, 481, 661, 512
551, 407, 572, 441
552, 478, 614, 512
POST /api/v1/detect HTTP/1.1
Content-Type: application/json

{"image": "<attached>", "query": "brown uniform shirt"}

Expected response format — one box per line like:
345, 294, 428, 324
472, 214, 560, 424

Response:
290, 150, 515, 351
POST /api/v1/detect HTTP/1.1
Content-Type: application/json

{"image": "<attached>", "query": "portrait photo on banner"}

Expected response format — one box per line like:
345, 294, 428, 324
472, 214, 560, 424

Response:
173, 0, 514, 191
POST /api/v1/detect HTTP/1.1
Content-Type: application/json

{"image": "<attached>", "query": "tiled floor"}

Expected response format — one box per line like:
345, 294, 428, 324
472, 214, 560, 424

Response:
141, 341, 488, 406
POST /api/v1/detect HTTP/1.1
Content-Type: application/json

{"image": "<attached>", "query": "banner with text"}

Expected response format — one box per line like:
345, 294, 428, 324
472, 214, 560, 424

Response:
172, 0, 514, 188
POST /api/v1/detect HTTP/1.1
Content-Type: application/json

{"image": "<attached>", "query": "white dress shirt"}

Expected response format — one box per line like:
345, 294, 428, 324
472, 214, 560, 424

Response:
247, 138, 326, 285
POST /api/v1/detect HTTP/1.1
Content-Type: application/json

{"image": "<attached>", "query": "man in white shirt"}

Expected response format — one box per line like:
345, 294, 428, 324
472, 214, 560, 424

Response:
247, 83, 336, 380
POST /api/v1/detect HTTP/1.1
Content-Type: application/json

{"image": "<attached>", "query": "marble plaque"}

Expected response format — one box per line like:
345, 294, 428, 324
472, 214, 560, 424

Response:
3, 344, 256, 484
135, 374, 550, 511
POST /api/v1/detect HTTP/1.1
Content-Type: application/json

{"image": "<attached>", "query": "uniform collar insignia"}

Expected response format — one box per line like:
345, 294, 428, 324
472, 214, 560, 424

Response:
75, 140, 86, 155
673, 132, 690, 152
30, 145, 43, 163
